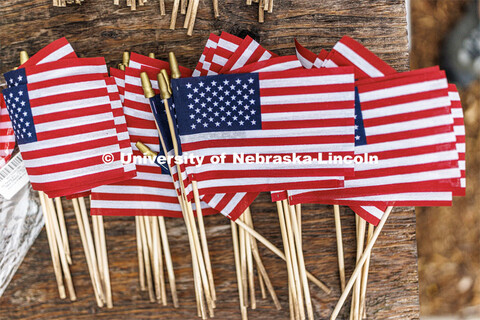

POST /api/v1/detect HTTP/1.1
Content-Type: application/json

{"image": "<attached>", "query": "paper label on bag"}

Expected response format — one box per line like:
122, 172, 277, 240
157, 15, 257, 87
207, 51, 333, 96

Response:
0, 153, 29, 200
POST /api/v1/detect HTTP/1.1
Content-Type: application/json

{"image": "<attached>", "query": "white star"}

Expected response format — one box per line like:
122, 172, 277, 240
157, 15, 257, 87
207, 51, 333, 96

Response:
18, 91, 23, 96
239, 120, 244, 125
232, 105, 237, 110
209, 117, 214, 122
187, 93, 193, 99
218, 85, 224, 91
195, 108, 201, 113
251, 120, 256, 125
219, 106, 224, 111
200, 92, 205, 97
354, 114, 357, 119
14, 82, 18, 86
249, 99, 255, 105
25, 122, 30, 127
214, 102, 219, 107
206, 97, 212, 102
201, 102, 206, 108
22, 127, 26, 132
235, 79, 241, 84
194, 98, 200, 103
9, 93, 13, 98
251, 110, 256, 114
203, 123, 208, 127
9, 78, 13, 84
215, 122, 220, 127
20, 118, 24, 122
224, 90, 230, 96
186, 83, 192, 88
248, 78, 254, 84
231, 95, 236, 101
191, 124, 196, 129
199, 81, 204, 87
242, 84, 248, 89
202, 112, 207, 118
221, 116, 226, 121
243, 94, 248, 100
206, 86, 211, 92
207, 107, 213, 112
245, 115, 250, 120
355, 135, 360, 140
16, 108, 21, 113
225, 101, 231, 106
193, 87, 199, 93
223, 80, 229, 85
226, 111, 231, 116
214, 112, 219, 117
249, 89, 254, 94
20, 101, 25, 106
227, 121, 232, 126
18, 75, 23, 81
233, 116, 238, 121
211, 81, 217, 86
197, 118, 202, 123
190, 114, 195, 119
244, 105, 249, 110
212, 91, 218, 97
21, 134, 24, 138
238, 110, 244, 115
219, 96, 224, 101
237, 89, 242, 95
27, 132, 32, 137
188, 103, 194, 109
230, 84, 235, 90
354, 125, 358, 130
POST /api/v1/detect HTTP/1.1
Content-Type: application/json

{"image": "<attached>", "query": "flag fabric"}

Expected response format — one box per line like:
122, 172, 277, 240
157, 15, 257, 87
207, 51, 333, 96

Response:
288, 69, 460, 211
193, 33, 220, 77
19, 37, 77, 69
218, 36, 276, 73
294, 39, 324, 69
110, 67, 125, 103
0, 96, 15, 168
171, 67, 356, 195
210, 32, 243, 74
449, 84, 466, 196
322, 36, 396, 79
2, 59, 133, 198
229, 55, 302, 74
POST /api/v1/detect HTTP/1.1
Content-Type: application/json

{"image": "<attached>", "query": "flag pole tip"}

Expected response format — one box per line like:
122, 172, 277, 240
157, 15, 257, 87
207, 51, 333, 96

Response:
140, 72, 156, 99
136, 141, 157, 160
122, 52, 130, 67
19, 51, 29, 65
158, 71, 172, 99
168, 52, 181, 79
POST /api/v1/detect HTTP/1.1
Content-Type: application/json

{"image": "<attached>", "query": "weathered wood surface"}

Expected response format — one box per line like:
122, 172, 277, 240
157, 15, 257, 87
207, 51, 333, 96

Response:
0, 0, 418, 319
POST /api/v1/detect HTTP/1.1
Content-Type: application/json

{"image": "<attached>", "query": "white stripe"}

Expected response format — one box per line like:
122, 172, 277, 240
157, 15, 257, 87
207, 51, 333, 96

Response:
31, 96, 110, 116
358, 206, 384, 219
362, 96, 451, 119
355, 132, 457, 154
18, 129, 117, 152
221, 193, 248, 214
451, 108, 464, 118
454, 125, 465, 136
23, 145, 121, 167
196, 176, 342, 190
205, 193, 225, 208
258, 51, 272, 62
333, 42, 384, 78
296, 52, 314, 69
28, 161, 124, 183
218, 38, 239, 53
128, 127, 158, 138
38, 44, 75, 65
27, 65, 107, 84
35, 112, 113, 133
91, 200, 181, 211
259, 74, 354, 88
365, 114, 453, 136
360, 79, 448, 102
323, 60, 338, 68
212, 55, 228, 66
28, 80, 107, 99
192, 161, 350, 174
230, 41, 260, 71
262, 109, 353, 121
123, 107, 155, 121
448, 91, 460, 101
253, 60, 302, 73
181, 126, 353, 142
341, 192, 452, 202
260, 91, 355, 105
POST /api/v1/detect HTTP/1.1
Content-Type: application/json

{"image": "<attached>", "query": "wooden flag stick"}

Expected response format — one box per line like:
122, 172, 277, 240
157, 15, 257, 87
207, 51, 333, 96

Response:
180, 0, 187, 14
358, 223, 374, 319
135, 216, 146, 291
158, 216, 179, 308
152, 216, 167, 305
239, 214, 249, 308
282, 201, 305, 320
159, 0, 166, 15
170, 0, 181, 29
245, 214, 255, 309
139, 216, 155, 302
143, 216, 161, 303
268, 0, 273, 13
289, 204, 313, 320
258, 0, 265, 23
276, 201, 300, 317
231, 221, 248, 320
192, 181, 217, 303
257, 259, 266, 300
71, 199, 104, 307
97, 215, 113, 308
39, 192, 66, 299
45, 196, 76, 301
333, 205, 346, 291
245, 208, 280, 309
186, 0, 200, 36
78, 197, 106, 303
330, 206, 393, 320
54, 197, 72, 265
353, 218, 366, 320
183, 0, 193, 28
92, 215, 105, 287
213, 0, 219, 17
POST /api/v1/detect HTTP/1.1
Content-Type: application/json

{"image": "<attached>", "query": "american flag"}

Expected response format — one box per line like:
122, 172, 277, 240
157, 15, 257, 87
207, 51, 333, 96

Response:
288, 69, 461, 211
171, 67, 356, 195
2, 65, 129, 198
0, 96, 15, 168
218, 36, 276, 73
294, 39, 324, 69
322, 36, 396, 79
230, 55, 302, 74
449, 84, 466, 196
91, 54, 214, 217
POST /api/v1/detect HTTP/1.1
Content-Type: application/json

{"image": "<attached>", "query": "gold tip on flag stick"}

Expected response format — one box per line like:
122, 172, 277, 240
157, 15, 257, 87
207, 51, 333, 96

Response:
122, 52, 130, 67
140, 72, 156, 98
148, 52, 155, 59
19, 51, 29, 65
168, 52, 182, 79
330, 207, 393, 320
160, 69, 172, 95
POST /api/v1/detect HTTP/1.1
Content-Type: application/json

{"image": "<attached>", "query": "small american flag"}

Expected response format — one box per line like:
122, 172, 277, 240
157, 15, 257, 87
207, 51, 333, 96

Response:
230, 55, 302, 74
210, 32, 243, 74
172, 68, 356, 195
18, 37, 77, 69
193, 33, 220, 77
294, 39, 324, 69
110, 67, 125, 103
0, 96, 15, 168
219, 36, 276, 73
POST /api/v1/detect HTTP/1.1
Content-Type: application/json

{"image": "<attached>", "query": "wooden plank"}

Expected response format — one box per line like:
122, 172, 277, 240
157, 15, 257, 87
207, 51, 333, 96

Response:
0, 0, 419, 318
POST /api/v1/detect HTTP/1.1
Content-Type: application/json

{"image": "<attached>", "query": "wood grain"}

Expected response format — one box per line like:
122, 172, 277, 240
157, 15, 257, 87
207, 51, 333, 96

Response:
0, 0, 418, 318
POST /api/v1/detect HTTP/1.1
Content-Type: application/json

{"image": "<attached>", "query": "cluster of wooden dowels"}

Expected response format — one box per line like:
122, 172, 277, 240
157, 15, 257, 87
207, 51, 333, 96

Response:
52, 0, 83, 7
113, 0, 148, 12
230, 208, 281, 320
134, 215, 179, 306
246, 0, 273, 23
169, 0, 219, 36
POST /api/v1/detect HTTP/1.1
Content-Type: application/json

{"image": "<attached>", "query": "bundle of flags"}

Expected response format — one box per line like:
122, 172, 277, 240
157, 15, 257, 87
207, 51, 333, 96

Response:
1, 32, 466, 320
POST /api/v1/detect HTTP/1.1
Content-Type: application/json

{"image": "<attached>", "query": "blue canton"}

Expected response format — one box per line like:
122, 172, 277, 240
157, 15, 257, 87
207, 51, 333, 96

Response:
2, 84, 37, 144
354, 87, 367, 146
171, 73, 262, 135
